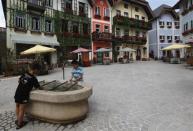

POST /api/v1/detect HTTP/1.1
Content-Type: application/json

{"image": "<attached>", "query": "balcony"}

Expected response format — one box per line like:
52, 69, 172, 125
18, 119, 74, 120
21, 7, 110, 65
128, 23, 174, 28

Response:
27, 0, 45, 13
92, 32, 112, 42
113, 15, 151, 30
63, 8, 74, 15
79, 11, 87, 17
182, 28, 193, 36
113, 35, 147, 45
104, 16, 110, 21
57, 32, 91, 46
94, 14, 101, 19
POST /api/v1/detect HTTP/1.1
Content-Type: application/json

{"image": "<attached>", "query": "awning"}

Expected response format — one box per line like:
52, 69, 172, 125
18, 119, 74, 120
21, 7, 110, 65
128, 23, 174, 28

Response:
11, 34, 59, 46
161, 43, 191, 51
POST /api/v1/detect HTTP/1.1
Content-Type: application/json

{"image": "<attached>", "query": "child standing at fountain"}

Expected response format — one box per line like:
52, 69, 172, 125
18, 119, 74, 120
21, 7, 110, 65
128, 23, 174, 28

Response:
70, 60, 84, 82
14, 62, 41, 129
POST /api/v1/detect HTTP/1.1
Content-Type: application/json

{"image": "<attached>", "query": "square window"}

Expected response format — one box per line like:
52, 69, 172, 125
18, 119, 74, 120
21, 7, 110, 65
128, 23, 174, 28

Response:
135, 7, 139, 12
124, 12, 128, 17
135, 15, 139, 20
116, 10, 121, 16
32, 16, 40, 31
142, 16, 145, 21
124, 3, 128, 9
96, 24, 100, 32
15, 14, 26, 28
45, 20, 52, 32
104, 26, 109, 32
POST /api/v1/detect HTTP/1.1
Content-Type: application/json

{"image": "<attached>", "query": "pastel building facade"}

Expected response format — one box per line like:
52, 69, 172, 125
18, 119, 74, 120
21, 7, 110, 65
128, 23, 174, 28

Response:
174, 0, 193, 56
91, 0, 112, 63
2, 0, 92, 64
149, 4, 180, 59
111, 0, 153, 61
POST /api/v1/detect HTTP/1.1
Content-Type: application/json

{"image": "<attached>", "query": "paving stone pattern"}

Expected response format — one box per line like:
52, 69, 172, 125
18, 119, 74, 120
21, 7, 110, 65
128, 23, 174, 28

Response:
1, 61, 193, 131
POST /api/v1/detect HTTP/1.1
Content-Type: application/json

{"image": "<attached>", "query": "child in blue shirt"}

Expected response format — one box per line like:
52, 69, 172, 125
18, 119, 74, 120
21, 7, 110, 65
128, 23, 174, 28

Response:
70, 60, 83, 82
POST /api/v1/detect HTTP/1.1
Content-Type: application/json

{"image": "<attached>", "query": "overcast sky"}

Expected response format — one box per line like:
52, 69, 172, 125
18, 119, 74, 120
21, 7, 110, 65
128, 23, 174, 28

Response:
0, 0, 179, 27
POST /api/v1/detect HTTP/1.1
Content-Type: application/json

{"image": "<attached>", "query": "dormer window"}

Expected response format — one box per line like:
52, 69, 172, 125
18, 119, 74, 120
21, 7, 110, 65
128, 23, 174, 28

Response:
159, 21, 165, 28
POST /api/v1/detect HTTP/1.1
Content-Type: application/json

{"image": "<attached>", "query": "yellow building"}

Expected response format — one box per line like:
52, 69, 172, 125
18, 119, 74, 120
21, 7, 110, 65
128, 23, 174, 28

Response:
111, 0, 153, 61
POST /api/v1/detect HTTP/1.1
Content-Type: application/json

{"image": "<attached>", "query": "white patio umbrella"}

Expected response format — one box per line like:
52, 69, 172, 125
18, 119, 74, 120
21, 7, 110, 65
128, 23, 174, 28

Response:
119, 47, 136, 52
95, 48, 112, 52
20, 45, 56, 55
71, 47, 91, 53
161, 43, 191, 51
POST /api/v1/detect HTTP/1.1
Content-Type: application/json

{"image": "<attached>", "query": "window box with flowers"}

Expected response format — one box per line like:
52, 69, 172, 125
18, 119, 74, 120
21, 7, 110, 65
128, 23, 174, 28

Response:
94, 15, 101, 19
31, 30, 41, 35
44, 32, 55, 36
73, 33, 80, 38
83, 33, 90, 38
14, 27, 27, 33
182, 28, 193, 36
64, 8, 73, 14
63, 32, 72, 37
104, 16, 110, 21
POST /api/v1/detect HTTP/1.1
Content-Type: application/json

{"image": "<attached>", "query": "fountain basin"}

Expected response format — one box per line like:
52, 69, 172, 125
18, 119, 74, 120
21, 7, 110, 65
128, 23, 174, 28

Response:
26, 83, 92, 124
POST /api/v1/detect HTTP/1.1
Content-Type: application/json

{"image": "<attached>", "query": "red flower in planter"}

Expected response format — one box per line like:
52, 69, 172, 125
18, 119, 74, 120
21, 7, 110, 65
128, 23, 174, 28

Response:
104, 16, 110, 21
83, 34, 90, 38
73, 33, 80, 37
63, 32, 71, 37
94, 15, 101, 19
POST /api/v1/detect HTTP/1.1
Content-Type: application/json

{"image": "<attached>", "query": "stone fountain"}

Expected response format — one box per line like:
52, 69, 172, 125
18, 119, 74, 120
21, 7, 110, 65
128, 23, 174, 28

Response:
26, 81, 92, 124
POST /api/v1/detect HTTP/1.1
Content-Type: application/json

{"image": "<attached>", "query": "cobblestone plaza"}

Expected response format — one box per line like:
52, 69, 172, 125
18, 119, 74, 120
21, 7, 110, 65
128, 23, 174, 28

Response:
1, 61, 193, 131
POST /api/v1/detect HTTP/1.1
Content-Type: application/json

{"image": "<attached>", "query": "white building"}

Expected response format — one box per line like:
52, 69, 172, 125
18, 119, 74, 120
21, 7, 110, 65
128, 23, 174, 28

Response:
148, 4, 181, 59
174, 0, 193, 56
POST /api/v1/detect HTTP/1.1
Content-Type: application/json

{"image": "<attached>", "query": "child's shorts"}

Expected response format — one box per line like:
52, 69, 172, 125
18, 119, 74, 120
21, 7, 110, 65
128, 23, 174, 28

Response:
15, 98, 29, 104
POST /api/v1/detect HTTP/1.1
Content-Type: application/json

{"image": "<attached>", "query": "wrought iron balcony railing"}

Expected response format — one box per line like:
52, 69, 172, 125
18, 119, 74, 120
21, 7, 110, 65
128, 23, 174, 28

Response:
113, 15, 151, 30
27, 0, 45, 13
92, 32, 112, 42
113, 35, 147, 45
